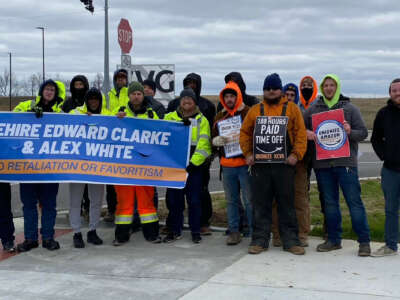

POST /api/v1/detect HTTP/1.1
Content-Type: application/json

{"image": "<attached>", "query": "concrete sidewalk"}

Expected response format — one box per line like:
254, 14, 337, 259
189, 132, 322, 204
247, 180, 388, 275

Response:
0, 216, 399, 300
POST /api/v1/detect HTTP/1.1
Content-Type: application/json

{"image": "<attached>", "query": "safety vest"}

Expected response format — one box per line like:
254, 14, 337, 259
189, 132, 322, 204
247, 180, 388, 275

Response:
55, 81, 66, 101
115, 104, 159, 120
13, 96, 62, 113
70, 104, 111, 116
164, 110, 211, 166
107, 87, 129, 111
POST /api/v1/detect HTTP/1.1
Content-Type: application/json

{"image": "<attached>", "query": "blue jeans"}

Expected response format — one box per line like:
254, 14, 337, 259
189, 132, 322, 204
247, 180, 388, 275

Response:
381, 167, 400, 251
20, 183, 59, 241
315, 167, 370, 244
222, 165, 252, 234
166, 168, 202, 235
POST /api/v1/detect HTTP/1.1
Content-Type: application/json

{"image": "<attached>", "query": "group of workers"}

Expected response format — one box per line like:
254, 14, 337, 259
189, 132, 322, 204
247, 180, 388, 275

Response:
0, 69, 399, 259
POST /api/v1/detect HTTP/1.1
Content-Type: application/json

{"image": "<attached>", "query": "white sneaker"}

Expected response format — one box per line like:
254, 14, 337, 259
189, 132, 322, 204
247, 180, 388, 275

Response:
371, 245, 398, 257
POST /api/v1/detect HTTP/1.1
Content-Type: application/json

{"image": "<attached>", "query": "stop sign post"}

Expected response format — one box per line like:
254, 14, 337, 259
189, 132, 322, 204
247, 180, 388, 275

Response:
118, 18, 133, 54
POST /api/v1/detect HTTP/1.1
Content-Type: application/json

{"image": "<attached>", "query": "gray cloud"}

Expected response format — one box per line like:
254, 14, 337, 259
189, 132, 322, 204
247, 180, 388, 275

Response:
1, 0, 400, 97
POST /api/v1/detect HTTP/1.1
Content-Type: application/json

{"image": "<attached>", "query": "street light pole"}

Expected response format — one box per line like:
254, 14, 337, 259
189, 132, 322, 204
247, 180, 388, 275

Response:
8, 52, 11, 111
36, 26, 45, 82
104, 0, 110, 100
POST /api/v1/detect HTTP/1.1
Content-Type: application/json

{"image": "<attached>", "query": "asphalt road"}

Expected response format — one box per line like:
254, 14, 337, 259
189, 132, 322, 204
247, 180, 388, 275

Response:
10, 143, 382, 217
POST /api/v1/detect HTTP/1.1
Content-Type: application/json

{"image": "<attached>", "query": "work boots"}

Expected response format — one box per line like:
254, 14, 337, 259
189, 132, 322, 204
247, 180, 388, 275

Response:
87, 230, 103, 245
42, 239, 60, 251
73, 232, 85, 248
113, 224, 131, 246
17, 240, 39, 252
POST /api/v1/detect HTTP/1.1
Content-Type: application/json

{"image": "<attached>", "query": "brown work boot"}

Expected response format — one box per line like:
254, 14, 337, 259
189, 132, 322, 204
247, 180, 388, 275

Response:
299, 237, 309, 247
248, 244, 268, 254
103, 211, 115, 223
285, 245, 305, 255
226, 232, 242, 246
160, 226, 170, 235
273, 238, 282, 247
200, 226, 212, 236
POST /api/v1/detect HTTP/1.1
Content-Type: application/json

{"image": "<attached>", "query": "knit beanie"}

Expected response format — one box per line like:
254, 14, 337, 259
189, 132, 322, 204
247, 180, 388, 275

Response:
222, 88, 237, 98
128, 81, 144, 95
263, 73, 282, 91
143, 79, 156, 92
180, 88, 197, 104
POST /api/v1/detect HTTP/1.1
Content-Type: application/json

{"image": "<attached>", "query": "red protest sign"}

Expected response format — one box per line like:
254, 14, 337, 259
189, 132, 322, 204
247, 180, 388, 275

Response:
312, 109, 350, 160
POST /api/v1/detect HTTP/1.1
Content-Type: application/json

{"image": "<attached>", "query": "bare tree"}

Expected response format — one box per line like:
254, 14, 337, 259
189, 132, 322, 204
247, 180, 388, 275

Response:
92, 73, 103, 90
0, 69, 10, 96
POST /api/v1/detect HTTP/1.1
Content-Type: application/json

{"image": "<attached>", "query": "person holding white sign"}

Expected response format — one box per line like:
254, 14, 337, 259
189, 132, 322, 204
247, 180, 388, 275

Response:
212, 81, 252, 246
240, 73, 307, 255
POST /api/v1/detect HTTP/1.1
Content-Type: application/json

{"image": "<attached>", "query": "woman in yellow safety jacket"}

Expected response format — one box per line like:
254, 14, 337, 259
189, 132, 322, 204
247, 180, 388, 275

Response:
163, 88, 211, 244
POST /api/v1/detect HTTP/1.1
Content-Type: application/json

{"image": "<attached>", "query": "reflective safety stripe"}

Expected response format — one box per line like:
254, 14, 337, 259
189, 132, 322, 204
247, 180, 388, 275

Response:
195, 149, 210, 158
140, 213, 159, 224
196, 117, 202, 143
115, 215, 133, 225
191, 116, 205, 147
30, 100, 35, 110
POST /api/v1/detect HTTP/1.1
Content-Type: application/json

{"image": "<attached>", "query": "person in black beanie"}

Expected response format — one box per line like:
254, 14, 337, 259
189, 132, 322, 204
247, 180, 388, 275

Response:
163, 88, 212, 243
167, 73, 216, 235
240, 73, 307, 255
143, 79, 166, 119
61, 75, 89, 113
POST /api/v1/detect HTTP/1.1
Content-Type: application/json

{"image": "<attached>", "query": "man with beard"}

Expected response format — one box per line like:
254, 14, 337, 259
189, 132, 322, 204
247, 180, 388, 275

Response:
212, 81, 252, 245
371, 78, 400, 257
103, 69, 130, 223
61, 75, 89, 113
271, 83, 311, 247
217, 72, 259, 237
303, 74, 370, 256
112, 82, 161, 245
240, 73, 307, 255
167, 73, 216, 235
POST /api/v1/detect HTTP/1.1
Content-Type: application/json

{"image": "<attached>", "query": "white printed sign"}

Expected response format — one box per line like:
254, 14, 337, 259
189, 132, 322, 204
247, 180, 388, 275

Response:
217, 115, 243, 158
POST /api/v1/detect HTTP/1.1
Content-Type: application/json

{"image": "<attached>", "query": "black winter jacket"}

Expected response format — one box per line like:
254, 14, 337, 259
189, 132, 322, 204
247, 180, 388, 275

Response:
167, 73, 216, 127
371, 99, 400, 172
217, 72, 259, 112
61, 75, 89, 113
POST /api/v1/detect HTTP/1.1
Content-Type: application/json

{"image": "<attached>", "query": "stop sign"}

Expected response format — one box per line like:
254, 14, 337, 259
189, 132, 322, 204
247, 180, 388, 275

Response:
118, 18, 133, 54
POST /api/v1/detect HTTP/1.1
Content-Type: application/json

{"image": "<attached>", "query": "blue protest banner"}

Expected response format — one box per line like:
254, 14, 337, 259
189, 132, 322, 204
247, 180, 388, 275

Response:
0, 112, 191, 188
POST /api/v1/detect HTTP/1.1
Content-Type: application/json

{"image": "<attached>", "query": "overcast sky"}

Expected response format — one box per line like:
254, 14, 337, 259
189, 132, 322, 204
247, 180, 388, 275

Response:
1, 0, 399, 97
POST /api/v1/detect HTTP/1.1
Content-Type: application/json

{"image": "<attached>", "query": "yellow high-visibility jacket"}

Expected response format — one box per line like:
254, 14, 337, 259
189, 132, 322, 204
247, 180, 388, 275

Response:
164, 110, 211, 166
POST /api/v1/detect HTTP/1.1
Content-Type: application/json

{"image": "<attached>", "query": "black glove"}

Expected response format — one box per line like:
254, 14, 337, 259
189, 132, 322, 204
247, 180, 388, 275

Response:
185, 163, 198, 173
182, 118, 191, 126
33, 106, 43, 118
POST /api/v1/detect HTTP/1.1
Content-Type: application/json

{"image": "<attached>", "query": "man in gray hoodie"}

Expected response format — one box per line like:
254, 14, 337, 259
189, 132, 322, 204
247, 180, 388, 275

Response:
303, 74, 371, 257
